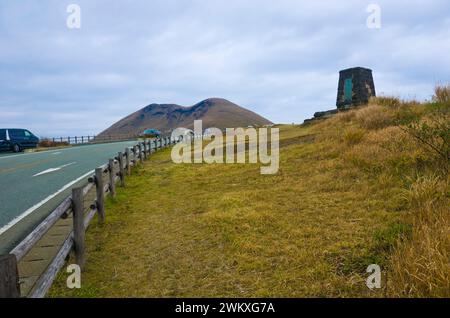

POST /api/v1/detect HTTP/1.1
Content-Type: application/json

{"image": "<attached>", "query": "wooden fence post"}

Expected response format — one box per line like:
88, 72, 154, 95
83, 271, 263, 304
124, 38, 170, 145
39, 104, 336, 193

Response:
146, 140, 151, 155
108, 159, 116, 198
72, 187, 85, 269
95, 168, 105, 223
118, 152, 125, 187
139, 144, 144, 164
133, 145, 138, 164
125, 148, 131, 176
0, 254, 20, 298
144, 140, 148, 160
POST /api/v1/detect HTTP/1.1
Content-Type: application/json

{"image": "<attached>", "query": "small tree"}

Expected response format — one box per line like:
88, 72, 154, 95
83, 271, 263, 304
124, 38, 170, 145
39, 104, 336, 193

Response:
400, 103, 449, 175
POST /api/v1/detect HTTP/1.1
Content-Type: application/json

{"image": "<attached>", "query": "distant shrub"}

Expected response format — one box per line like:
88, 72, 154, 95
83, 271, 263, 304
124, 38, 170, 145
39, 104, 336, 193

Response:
400, 107, 450, 175
433, 84, 450, 105
39, 138, 70, 148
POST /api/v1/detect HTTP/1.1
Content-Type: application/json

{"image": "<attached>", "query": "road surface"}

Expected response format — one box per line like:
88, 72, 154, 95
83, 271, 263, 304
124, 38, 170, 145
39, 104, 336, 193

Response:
0, 140, 142, 254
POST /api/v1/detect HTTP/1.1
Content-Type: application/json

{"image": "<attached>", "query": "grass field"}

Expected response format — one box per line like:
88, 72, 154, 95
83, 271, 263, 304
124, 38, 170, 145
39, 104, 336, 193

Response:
49, 89, 449, 297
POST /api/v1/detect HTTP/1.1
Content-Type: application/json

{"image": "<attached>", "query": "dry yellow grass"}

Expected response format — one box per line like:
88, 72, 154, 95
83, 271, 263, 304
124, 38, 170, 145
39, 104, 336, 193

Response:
48, 87, 449, 298
388, 176, 449, 297
355, 104, 394, 130
314, 88, 450, 297
48, 126, 396, 297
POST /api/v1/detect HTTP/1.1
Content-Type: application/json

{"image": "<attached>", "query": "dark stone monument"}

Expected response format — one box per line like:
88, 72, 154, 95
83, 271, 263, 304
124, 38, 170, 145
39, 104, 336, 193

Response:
336, 67, 376, 109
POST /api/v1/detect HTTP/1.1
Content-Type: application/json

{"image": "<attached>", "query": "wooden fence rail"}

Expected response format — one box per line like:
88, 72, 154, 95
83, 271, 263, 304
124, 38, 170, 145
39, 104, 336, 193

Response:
48, 134, 139, 145
0, 136, 182, 298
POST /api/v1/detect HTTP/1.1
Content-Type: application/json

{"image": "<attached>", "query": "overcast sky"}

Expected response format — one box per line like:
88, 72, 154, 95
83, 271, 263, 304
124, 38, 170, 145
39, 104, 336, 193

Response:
1, 0, 449, 136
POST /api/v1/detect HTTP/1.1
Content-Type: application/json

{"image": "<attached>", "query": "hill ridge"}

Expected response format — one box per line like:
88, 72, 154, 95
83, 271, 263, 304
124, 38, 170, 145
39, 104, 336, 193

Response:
99, 98, 272, 136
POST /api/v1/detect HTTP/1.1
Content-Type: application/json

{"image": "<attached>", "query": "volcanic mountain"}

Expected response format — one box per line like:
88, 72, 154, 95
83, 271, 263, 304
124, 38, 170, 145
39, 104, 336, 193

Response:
98, 98, 273, 137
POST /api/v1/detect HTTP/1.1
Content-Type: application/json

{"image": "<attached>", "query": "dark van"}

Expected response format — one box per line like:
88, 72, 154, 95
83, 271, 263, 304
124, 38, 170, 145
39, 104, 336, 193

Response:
0, 129, 40, 152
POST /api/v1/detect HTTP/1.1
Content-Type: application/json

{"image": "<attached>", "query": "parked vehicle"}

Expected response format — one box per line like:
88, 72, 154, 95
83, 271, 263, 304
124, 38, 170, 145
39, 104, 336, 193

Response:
140, 129, 162, 138
0, 128, 40, 152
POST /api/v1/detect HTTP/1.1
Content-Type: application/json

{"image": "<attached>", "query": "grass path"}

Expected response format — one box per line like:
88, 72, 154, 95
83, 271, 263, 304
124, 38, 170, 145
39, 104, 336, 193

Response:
49, 125, 398, 297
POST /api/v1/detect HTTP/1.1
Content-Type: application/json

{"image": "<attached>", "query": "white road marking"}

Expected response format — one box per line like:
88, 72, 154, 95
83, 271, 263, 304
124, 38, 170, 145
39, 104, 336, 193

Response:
33, 162, 77, 177
51, 152, 62, 155
0, 169, 95, 236
0, 147, 74, 160
0, 140, 138, 236
0, 140, 137, 161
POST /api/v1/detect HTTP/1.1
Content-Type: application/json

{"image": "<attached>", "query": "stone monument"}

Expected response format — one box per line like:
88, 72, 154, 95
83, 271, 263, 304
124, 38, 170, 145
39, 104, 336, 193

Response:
336, 67, 376, 109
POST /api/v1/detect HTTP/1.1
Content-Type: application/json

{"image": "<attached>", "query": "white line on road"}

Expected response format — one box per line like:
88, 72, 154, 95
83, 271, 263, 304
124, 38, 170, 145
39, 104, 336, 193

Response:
0, 169, 95, 236
0, 140, 137, 161
32, 162, 77, 177
0, 147, 74, 160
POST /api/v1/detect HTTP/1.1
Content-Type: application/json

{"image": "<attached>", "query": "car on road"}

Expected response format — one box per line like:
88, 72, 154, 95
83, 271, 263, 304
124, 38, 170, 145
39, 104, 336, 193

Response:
0, 128, 40, 152
141, 129, 162, 138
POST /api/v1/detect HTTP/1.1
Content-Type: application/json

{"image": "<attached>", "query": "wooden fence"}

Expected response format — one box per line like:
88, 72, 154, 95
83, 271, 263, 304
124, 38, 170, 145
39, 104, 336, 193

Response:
48, 134, 138, 145
0, 135, 181, 298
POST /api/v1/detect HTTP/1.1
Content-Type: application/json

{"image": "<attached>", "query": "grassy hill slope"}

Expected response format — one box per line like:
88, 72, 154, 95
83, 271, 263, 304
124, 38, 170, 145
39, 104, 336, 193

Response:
50, 87, 449, 297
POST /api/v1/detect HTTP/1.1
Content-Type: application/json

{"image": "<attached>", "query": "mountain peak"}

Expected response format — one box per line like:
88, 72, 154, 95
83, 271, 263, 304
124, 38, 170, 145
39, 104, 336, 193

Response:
200, 97, 230, 103
99, 98, 272, 136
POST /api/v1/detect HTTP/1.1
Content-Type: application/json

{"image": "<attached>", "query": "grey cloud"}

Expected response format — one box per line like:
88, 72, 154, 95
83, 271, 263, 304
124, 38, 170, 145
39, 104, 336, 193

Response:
0, 0, 449, 136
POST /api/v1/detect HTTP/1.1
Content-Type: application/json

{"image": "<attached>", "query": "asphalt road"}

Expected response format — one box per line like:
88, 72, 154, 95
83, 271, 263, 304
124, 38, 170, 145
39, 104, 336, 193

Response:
0, 140, 141, 254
